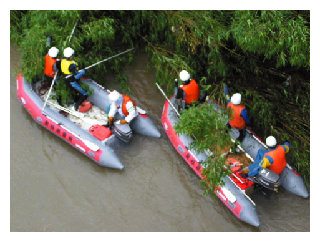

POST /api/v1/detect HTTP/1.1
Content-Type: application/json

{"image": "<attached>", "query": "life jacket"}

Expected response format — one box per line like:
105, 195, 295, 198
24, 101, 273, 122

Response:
121, 94, 137, 116
61, 59, 78, 75
44, 54, 57, 77
227, 102, 246, 129
265, 146, 287, 174
180, 79, 199, 104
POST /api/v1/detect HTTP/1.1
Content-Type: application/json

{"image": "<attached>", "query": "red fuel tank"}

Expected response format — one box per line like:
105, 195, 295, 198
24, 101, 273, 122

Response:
89, 124, 112, 141
79, 100, 92, 113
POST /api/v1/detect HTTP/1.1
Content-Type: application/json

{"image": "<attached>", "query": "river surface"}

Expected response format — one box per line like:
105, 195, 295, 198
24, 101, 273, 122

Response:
10, 42, 310, 232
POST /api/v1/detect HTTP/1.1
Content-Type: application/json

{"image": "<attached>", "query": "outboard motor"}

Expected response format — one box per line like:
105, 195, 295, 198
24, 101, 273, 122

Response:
113, 122, 133, 143
253, 168, 281, 192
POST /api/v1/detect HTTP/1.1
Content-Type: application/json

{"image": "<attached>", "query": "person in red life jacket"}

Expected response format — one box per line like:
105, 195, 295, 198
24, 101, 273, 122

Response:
240, 136, 291, 178
175, 70, 200, 109
107, 90, 138, 125
224, 84, 250, 144
44, 47, 61, 84
61, 47, 88, 111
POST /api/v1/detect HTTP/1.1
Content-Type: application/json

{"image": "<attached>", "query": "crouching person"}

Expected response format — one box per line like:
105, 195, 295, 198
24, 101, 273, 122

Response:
107, 90, 138, 125
241, 136, 291, 178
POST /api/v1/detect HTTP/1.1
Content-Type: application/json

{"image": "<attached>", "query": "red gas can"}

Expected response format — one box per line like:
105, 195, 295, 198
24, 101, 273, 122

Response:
79, 100, 92, 113
89, 124, 112, 141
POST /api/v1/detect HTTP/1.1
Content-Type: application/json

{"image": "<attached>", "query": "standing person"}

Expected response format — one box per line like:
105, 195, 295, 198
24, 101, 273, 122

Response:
224, 84, 250, 144
107, 90, 138, 125
61, 47, 88, 111
175, 70, 200, 110
44, 47, 61, 84
240, 136, 291, 178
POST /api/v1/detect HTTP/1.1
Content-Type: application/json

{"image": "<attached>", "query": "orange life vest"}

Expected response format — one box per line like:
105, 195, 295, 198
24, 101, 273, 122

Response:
227, 102, 246, 129
265, 146, 287, 174
180, 79, 199, 104
44, 54, 57, 77
121, 94, 137, 116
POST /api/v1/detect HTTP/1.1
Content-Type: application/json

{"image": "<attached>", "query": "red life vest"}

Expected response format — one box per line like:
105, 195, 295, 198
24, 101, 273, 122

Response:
227, 102, 246, 129
121, 94, 137, 116
180, 79, 199, 104
265, 146, 287, 174
44, 54, 57, 77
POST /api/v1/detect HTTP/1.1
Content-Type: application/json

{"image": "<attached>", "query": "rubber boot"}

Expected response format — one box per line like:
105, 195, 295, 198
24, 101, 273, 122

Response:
74, 94, 88, 111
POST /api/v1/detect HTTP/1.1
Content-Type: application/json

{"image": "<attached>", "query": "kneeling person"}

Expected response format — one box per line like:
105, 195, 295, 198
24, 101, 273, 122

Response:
241, 136, 291, 178
107, 90, 138, 125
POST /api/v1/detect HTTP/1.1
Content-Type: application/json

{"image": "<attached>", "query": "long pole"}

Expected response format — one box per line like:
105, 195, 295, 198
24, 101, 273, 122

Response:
155, 83, 180, 117
46, 100, 84, 118
68, 19, 78, 44
65, 48, 135, 79
46, 101, 102, 126
41, 74, 57, 111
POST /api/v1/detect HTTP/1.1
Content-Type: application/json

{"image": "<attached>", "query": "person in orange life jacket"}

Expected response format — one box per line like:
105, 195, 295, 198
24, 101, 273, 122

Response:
44, 47, 61, 84
107, 90, 138, 125
240, 136, 291, 178
175, 70, 200, 109
224, 85, 250, 143
61, 47, 88, 111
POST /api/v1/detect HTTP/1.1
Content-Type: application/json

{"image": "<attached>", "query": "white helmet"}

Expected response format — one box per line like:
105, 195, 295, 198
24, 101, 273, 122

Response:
231, 93, 241, 105
266, 136, 277, 148
48, 47, 59, 58
180, 70, 190, 82
109, 90, 121, 102
63, 47, 74, 58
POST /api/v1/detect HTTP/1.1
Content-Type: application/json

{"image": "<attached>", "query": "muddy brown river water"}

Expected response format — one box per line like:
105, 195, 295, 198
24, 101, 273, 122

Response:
10, 42, 310, 232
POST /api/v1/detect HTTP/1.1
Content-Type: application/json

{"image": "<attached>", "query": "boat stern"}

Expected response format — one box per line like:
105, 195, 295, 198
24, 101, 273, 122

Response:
130, 114, 161, 138
239, 206, 260, 227
280, 166, 309, 198
98, 146, 124, 170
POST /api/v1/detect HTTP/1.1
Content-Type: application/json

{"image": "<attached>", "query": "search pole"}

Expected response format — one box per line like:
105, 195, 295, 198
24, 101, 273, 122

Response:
64, 48, 135, 79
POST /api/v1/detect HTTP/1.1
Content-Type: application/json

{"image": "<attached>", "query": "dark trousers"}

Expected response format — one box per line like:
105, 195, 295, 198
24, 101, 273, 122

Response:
226, 122, 246, 142
45, 75, 53, 85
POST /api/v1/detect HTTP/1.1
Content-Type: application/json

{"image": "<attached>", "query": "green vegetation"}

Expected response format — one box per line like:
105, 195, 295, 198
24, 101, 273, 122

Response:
174, 103, 233, 192
10, 10, 310, 190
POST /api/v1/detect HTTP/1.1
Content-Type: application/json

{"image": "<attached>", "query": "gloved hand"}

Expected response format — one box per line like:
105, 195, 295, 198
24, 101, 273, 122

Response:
120, 119, 127, 125
108, 116, 114, 125
284, 141, 291, 149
